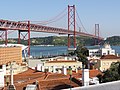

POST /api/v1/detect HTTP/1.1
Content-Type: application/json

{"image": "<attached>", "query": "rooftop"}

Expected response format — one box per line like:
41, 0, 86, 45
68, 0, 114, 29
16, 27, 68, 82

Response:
100, 55, 120, 59
47, 60, 77, 63
87, 45, 100, 49
3, 68, 101, 90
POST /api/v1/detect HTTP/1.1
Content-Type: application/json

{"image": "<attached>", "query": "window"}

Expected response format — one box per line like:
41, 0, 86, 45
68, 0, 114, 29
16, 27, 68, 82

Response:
0, 65, 2, 69
103, 53, 106, 55
106, 63, 109, 65
103, 63, 105, 65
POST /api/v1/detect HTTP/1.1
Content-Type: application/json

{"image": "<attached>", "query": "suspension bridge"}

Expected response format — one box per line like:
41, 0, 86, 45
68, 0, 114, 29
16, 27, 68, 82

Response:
0, 5, 103, 56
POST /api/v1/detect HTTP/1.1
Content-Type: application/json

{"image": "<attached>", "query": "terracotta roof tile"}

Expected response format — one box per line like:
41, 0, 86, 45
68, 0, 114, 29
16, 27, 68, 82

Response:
4, 68, 101, 90
101, 55, 120, 59
47, 60, 76, 63
72, 69, 101, 78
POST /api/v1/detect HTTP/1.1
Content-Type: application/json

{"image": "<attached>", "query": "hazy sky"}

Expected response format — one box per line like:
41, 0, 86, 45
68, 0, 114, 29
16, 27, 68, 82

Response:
0, 0, 120, 38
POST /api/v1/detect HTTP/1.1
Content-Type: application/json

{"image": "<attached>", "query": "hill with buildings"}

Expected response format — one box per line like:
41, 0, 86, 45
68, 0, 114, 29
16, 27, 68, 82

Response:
1, 36, 120, 46
0, 36, 96, 46
105, 36, 120, 45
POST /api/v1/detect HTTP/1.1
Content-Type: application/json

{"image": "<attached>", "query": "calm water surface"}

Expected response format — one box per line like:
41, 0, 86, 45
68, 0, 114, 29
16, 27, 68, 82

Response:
30, 46, 120, 57
30, 46, 68, 57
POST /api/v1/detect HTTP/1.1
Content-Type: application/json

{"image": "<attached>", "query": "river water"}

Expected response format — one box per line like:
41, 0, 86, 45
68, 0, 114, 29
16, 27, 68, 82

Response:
30, 46, 120, 57
30, 46, 68, 57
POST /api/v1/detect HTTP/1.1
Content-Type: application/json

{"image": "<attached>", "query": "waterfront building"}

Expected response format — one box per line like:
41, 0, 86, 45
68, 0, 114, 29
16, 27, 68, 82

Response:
0, 44, 28, 75
99, 55, 120, 71
28, 56, 77, 69
42, 60, 82, 73
0, 46, 22, 65
29, 59, 82, 73
90, 55, 120, 72
101, 43, 115, 55
88, 43, 116, 60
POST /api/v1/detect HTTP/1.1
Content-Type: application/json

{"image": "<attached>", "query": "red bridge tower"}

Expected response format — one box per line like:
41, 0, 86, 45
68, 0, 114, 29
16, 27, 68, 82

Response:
68, 5, 76, 50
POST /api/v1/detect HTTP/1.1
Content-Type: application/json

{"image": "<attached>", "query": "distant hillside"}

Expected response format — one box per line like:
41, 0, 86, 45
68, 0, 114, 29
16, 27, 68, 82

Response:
104, 36, 120, 45
28, 36, 96, 46
0, 36, 96, 46
4, 36, 120, 46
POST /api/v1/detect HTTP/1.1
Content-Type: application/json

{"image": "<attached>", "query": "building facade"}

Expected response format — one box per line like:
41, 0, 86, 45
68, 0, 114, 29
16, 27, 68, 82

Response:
90, 55, 120, 72
101, 43, 115, 55
0, 46, 22, 65
98, 55, 120, 71
88, 43, 115, 59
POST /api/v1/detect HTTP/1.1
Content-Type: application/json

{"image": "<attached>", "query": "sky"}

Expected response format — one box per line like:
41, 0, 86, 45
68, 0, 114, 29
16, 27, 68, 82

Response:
0, 0, 120, 38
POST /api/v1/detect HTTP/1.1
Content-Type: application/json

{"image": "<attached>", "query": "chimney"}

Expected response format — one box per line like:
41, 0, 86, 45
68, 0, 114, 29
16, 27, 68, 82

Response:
41, 66, 45, 72
82, 69, 89, 86
117, 53, 119, 57
53, 66, 56, 73
0, 69, 4, 87
76, 68, 78, 73
2, 64, 6, 75
36, 64, 42, 71
48, 66, 51, 72
62, 66, 67, 75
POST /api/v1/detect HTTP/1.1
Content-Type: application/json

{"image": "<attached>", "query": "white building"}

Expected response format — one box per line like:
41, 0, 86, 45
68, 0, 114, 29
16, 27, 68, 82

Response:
101, 43, 115, 56
88, 43, 115, 60
89, 48, 101, 57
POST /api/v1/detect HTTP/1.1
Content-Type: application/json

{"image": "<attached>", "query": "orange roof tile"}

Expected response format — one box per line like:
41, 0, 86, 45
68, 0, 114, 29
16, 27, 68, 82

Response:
72, 69, 101, 78
47, 60, 76, 63
4, 68, 101, 90
101, 55, 120, 59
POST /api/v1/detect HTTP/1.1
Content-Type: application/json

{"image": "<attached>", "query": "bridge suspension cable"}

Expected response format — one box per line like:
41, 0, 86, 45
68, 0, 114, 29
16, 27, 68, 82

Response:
31, 8, 67, 25
76, 10, 88, 33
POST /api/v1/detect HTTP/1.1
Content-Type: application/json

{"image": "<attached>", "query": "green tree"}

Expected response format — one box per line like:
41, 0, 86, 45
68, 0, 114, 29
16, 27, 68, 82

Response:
75, 44, 89, 69
96, 74, 102, 83
102, 62, 120, 83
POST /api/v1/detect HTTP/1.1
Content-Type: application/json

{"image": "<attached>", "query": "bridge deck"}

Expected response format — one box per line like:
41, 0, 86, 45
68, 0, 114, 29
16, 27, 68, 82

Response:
0, 19, 103, 39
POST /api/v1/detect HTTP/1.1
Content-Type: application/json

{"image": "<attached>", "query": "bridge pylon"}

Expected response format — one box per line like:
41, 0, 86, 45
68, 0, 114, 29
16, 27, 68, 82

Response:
94, 24, 100, 45
68, 5, 76, 50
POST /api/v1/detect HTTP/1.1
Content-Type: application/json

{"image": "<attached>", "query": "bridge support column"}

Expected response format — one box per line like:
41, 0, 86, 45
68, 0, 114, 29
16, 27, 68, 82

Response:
18, 30, 21, 44
28, 21, 30, 57
95, 24, 100, 45
5, 30, 8, 45
0, 30, 8, 45
17, 21, 31, 57
68, 34, 70, 48
73, 5, 76, 48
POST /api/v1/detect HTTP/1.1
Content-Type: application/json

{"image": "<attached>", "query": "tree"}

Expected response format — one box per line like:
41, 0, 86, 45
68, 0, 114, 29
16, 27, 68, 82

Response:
96, 74, 102, 83
75, 44, 89, 69
101, 62, 120, 83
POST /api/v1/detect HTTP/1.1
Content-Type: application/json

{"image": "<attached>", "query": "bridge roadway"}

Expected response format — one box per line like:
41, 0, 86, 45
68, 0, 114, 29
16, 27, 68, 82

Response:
0, 19, 103, 39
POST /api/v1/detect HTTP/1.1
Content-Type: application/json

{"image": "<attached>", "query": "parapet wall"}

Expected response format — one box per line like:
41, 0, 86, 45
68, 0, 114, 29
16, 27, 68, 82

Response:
62, 80, 120, 90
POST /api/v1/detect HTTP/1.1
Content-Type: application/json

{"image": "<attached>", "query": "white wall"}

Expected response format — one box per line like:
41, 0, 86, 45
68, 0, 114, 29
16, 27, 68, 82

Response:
62, 80, 120, 90
89, 49, 100, 57
0, 70, 4, 87
101, 48, 115, 55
